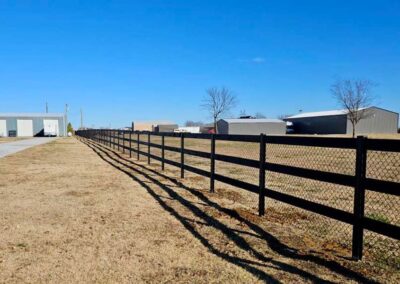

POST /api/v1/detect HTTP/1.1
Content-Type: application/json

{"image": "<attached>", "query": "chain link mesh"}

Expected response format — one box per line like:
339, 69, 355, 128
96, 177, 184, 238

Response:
184, 138, 211, 173
365, 150, 400, 269
265, 144, 355, 252
100, 131, 399, 268
215, 140, 259, 186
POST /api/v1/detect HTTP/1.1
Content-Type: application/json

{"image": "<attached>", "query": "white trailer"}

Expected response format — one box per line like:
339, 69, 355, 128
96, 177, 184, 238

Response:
43, 119, 60, 136
174, 126, 201, 133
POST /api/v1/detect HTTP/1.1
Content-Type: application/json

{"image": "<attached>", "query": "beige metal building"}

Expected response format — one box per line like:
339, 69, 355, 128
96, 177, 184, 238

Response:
132, 121, 178, 132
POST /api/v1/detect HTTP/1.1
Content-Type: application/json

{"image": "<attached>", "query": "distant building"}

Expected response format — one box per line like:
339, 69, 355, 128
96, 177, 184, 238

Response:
284, 106, 399, 135
132, 121, 178, 133
200, 123, 215, 134
0, 113, 66, 137
174, 126, 201, 133
217, 118, 286, 135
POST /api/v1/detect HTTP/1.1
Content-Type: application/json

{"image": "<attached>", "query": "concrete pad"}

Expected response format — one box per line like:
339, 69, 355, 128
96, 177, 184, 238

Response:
0, 138, 58, 158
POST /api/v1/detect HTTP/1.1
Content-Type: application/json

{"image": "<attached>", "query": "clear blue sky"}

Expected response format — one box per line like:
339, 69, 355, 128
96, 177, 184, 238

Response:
1, 1, 399, 128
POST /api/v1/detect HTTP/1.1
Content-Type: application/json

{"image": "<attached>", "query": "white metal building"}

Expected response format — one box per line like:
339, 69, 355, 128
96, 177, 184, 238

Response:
217, 118, 287, 135
0, 113, 67, 137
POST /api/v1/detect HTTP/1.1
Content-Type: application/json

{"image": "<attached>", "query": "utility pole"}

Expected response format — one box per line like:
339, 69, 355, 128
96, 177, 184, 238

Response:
46, 102, 48, 113
65, 104, 69, 136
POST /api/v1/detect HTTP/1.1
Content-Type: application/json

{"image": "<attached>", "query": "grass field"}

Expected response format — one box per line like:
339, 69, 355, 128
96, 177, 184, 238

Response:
1, 137, 399, 282
0, 137, 28, 143
120, 133, 400, 271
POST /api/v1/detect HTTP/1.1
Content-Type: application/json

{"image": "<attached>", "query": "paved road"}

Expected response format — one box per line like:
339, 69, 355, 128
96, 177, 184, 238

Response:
0, 138, 58, 158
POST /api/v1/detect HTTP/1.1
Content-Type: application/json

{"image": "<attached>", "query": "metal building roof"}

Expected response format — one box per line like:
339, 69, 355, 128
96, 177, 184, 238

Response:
286, 107, 372, 119
0, 113, 65, 118
222, 118, 285, 123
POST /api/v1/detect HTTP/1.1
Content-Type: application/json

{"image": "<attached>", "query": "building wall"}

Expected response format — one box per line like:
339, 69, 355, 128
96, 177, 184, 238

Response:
217, 120, 286, 135
286, 107, 399, 135
153, 124, 178, 133
216, 120, 229, 134
347, 107, 399, 134
0, 116, 66, 137
175, 126, 201, 133
287, 115, 347, 134
132, 122, 153, 131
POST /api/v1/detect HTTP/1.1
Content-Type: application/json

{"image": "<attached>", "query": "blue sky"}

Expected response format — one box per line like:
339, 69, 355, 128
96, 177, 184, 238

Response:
0, 1, 399, 128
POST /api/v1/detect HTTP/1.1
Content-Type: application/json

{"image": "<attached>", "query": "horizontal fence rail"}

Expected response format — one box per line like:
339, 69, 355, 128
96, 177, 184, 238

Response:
76, 129, 400, 261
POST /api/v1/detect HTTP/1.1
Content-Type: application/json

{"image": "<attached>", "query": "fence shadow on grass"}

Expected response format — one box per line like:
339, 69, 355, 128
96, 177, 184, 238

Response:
80, 138, 377, 284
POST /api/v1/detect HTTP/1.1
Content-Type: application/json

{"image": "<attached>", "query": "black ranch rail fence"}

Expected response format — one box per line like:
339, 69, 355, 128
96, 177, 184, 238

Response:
76, 129, 400, 261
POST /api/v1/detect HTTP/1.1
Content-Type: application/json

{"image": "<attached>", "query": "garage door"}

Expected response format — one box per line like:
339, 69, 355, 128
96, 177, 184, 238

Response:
0, 120, 6, 137
17, 119, 33, 137
43, 119, 59, 136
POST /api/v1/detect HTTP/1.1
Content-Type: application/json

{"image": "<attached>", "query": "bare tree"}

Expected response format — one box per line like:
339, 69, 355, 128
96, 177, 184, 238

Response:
202, 87, 237, 133
239, 109, 247, 117
331, 79, 375, 138
185, 120, 204, 127
255, 112, 266, 119
277, 114, 292, 120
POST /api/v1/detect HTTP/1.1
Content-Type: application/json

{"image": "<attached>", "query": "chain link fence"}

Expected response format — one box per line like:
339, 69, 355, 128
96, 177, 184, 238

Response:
80, 130, 399, 269
365, 150, 400, 269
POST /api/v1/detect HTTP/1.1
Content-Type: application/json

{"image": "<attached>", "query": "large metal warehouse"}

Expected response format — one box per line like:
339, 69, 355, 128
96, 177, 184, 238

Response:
217, 118, 287, 135
0, 113, 67, 137
132, 121, 178, 132
284, 106, 399, 135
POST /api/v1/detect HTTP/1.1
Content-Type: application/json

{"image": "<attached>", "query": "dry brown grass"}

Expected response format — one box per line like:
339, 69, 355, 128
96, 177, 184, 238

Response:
2, 137, 398, 283
0, 138, 256, 283
0, 137, 28, 143
95, 136, 399, 282
121, 133, 400, 274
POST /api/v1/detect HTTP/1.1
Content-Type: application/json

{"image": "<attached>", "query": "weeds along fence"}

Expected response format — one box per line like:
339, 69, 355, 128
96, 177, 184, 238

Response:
76, 129, 400, 262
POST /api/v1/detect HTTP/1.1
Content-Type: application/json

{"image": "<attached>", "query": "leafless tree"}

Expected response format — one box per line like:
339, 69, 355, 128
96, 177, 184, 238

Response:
277, 114, 292, 120
331, 79, 375, 138
255, 112, 266, 119
239, 109, 247, 117
202, 87, 237, 133
185, 120, 204, 127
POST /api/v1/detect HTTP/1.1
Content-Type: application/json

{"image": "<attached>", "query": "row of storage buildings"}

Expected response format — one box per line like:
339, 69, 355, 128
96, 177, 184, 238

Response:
131, 106, 398, 136
1, 106, 397, 137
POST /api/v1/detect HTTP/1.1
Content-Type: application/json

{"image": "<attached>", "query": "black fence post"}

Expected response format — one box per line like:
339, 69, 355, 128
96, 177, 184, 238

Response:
259, 134, 266, 216
137, 132, 140, 160
129, 131, 132, 158
352, 136, 367, 260
148, 132, 151, 165
161, 134, 165, 171
210, 134, 216, 193
113, 130, 116, 149
180, 133, 185, 178
109, 130, 111, 148
118, 130, 120, 152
